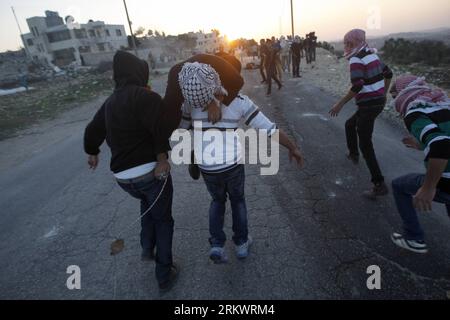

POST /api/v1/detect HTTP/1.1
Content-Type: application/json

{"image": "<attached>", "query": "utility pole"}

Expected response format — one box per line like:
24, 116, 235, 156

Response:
123, 0, 138, 56
290, 0, 295, 39
11, 6, 30, 57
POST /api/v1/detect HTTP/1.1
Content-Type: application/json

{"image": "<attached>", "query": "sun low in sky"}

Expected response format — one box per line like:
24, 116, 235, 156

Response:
1, 0, 449, 52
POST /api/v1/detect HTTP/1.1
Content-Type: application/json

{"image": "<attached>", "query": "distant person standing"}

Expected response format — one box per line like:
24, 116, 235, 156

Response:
265, 39, 282, 96
280, 36, 291, 73
290, 36, 302, 78
304, 34, 311, 64
271, 37, 283, 82
329, 29, 393, 199
310, 32, 317, 62
259, 39, 268, 83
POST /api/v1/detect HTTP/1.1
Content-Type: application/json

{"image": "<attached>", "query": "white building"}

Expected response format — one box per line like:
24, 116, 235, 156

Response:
21, 11, 128, 67
187, 31, 225, 54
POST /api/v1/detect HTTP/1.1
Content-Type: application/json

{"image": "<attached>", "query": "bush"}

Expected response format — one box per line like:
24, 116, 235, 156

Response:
381, 38, 450, 66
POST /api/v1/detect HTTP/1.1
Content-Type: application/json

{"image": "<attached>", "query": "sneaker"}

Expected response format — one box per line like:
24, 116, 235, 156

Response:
158, 263, 179, 293
209, 247, 228, 264
235, 236, 253, 260
141, 248, 155, 261
391, 233, 428, 254
347, 153, 359, 165
363, 182, 389, 200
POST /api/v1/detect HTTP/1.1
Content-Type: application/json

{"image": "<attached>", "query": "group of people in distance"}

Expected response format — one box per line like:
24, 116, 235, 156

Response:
259, 32, 317, 95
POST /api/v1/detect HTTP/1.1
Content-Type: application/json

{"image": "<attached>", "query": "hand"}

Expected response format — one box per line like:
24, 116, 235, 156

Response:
289, 147, 305, 168
402, 135, 421, 150
155, 159, 171, 180
329, 103, 343, 117
413, 186, 436, 212
88, 155, 99, 170
206, 100, 222, 124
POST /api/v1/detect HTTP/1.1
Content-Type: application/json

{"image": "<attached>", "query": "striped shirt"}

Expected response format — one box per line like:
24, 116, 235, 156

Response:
179, 94, 277, 174
349, 48, 393, 107
404, 101, 450, 194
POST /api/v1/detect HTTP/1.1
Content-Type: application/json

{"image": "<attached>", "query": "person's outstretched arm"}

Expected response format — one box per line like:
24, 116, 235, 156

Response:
84, 102, 107, 170
240, 95, 304, 167
278, 129, 304, 168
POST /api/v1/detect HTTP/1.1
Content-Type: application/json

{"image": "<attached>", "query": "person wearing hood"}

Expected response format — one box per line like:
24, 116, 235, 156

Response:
389, 75, 450, 254
329, 29, 393, 199
84, 50, 178, 293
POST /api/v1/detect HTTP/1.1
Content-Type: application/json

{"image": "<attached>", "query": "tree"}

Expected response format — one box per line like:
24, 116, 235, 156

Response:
135, 26, 145, 36
155, 30, 161, 37
162, 31, 166, 38
147, 29, 153, 37
211, 29, 220, 37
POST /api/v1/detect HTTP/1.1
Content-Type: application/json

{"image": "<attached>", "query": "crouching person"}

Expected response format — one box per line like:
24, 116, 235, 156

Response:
84, 51, 179, 292
178, 62, 304, 263
390, 75, 450, 254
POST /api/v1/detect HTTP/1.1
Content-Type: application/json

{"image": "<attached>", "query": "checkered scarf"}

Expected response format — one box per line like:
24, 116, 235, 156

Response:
178, 62, 228, 109
393, 75, 448, 117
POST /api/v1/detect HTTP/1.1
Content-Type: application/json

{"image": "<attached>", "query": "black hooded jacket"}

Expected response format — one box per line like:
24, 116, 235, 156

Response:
84, 51, 173, 174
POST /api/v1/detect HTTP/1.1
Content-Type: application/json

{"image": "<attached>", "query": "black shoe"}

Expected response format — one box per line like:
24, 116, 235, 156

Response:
363, 182, 389, 200
347, 153, 359, 165
189, 151, 200, 180
188, 164, 200, 180
159, 263, 179, 293
261, 80, 267, 84
141, 248, 155, 261
278, 84, 283, 90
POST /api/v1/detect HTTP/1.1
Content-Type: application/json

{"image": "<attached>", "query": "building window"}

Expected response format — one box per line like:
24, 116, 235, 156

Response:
105, 29, 110, 37
97, 43, 105, 52
79, 46, 91, 53
74, 29, 88, 39
47, 30, 72, 43
27, 39, 34, 46
89, 30, 96, 38
116, 29, 122, 37
34, 27, 40, 36
96, 30, 101, 37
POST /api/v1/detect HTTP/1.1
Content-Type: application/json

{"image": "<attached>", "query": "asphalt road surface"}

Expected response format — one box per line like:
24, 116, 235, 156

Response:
0, 69, 449, 300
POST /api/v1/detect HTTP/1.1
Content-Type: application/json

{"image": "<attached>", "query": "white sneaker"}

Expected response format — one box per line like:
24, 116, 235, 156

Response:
391, 233, 428, 254
209, 247, 228, 264
235, 236, 253, 259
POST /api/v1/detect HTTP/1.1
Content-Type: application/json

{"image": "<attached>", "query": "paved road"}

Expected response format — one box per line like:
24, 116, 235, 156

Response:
0, 69, 449, 300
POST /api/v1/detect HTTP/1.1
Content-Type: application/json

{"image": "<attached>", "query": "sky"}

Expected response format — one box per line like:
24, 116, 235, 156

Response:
1, 0, 449, 52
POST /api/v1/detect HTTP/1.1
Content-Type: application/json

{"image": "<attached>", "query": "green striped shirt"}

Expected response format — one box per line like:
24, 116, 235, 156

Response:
405, 101, 450, 193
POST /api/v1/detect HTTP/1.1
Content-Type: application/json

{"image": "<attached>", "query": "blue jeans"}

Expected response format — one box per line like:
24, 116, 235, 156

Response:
202, 165, 248, 247
118, 174, 174, 284
392, 173, 450, 241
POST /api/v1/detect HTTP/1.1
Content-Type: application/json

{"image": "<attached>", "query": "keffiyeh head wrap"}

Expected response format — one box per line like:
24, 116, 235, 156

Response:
178, 62, 228, 109
393, 75, 448, 117
343, 29, 377, 60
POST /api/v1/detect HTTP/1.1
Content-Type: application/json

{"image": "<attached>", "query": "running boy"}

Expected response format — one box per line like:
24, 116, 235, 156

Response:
329, 29, 393, 199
